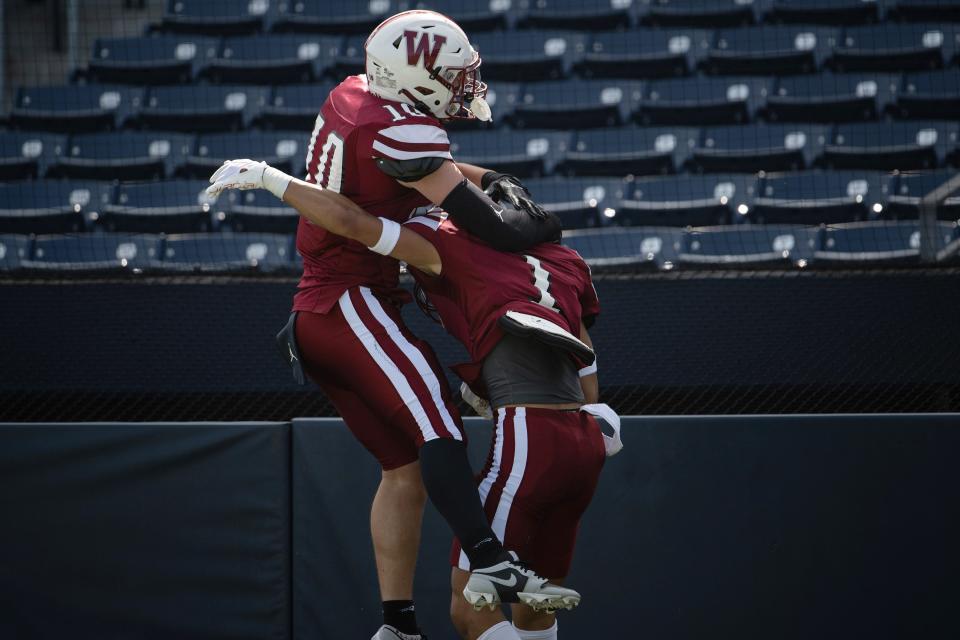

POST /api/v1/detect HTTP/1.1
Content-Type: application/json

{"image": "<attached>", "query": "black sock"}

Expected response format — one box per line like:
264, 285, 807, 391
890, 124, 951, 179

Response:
383, 600, 419, 635
419, 439, 509, 568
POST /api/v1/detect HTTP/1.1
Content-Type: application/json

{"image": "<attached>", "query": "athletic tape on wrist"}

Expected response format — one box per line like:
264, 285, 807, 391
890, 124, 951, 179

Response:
369, 217, 402, 255
579, 361, 598, 377
262, 165, 293, 200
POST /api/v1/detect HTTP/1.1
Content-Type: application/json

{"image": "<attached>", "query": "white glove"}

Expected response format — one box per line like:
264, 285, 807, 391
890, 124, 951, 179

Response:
460, 382, 493, 420
207, 159, 292, 200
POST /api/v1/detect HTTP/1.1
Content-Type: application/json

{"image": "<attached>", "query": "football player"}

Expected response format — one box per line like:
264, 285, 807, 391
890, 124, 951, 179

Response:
208, 160, 624, 640
216, 10, 573, 640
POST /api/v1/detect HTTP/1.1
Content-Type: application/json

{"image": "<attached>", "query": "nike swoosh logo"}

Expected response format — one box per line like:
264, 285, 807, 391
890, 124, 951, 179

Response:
484, 573, 518, 588
287, 344, 298, 363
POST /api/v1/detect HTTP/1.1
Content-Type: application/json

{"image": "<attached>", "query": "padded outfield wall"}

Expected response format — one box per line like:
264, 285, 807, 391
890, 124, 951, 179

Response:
1, 416, 958, 640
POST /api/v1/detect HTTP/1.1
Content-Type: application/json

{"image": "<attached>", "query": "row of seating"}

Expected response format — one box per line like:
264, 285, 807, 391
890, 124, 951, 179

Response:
2, 170, 957, 233
153, 0, 960, 37
10, 70, 959, 136
2, 221, 957, 273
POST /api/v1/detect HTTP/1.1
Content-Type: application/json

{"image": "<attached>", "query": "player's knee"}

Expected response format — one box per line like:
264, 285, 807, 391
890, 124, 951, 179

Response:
381, 463, 428, 504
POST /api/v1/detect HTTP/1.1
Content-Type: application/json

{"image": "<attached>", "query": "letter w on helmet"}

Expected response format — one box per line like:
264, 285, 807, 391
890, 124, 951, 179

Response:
404, 30, 447, 72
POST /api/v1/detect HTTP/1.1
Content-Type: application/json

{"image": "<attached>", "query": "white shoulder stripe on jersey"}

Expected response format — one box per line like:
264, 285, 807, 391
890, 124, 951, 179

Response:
339, 288, 439, 443
372, 140, 454, 161
377, 123, 450, 146
459, 409, 508, 571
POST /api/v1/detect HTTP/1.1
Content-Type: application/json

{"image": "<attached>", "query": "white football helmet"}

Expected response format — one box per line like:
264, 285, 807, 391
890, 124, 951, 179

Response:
365, 10, 490, 121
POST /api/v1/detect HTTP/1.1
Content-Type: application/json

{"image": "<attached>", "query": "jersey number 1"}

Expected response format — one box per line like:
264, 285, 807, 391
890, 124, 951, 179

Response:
524, 256, 560, 313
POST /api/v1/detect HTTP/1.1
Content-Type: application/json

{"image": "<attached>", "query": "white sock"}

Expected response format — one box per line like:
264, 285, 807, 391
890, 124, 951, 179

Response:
514, 621, 558, 640
477, 620, 523, 640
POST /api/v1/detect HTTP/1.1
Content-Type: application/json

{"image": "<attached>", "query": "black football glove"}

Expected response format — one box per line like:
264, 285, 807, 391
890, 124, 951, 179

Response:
481, 171, 549, 219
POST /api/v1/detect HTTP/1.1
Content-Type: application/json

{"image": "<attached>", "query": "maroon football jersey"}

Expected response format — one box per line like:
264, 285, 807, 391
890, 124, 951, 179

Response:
404, 211, 600, 382
293, 75, 454, 314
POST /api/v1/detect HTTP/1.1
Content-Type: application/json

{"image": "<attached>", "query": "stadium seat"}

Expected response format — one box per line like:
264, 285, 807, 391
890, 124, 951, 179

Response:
886, 170, 960, 220
764, 72, 899, 123
47, 132, 194, 181
703, 26, 839, 76
11, 85, 143, 132
576, 29, 712, 79
511, 80, 644, 130
24, 234, 162, 271
203, 35, 342, 84
888, 0, 960, 23
691, 124, 829, 173
448, 130, 571, 178
518, 0, 633, 30
0, 181, 112, 233
557, 126, 698, 177
616, 173, 757, 226
679, 224, 817, 267
0, 235, 30, 272
88, 36, 219, 85
159, 0, 270, 36
823, 121, 958, 171
640, 0, 757, 28
257, 82, 337, 130
470, 31, 587, 81
157, 233, 294, 272
137, 85, 270, 132
829, 24, 953, 72
185, 130, 307, 180
219, 188, 300, 233
272, 0, 398, 35
403, 0, 512, 32
765, 0, 879, 25
331, 36, 367, 78
562, 226, 684, 270
637, 76, 771, 125
751, 170, 886, 225
476, 82, 523, 128
521, 177, 630, 228
102, 181, 216, 233
816, 221, 959, 264
894, 69, 960, 120
0, 132, 66, 180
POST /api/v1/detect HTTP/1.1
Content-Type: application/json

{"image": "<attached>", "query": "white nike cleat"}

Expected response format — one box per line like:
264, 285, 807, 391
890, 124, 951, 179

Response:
463, 554, 581, 613
371, 624, 428, 640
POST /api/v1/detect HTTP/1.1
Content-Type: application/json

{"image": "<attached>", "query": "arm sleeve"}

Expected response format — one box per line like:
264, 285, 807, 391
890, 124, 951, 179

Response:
440, 179, 562, 252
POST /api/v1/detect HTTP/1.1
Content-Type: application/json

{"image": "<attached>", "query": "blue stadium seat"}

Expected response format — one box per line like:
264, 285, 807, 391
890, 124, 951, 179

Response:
0, 181, 112, 233
751, 170, 886, 225
617, 173, 757, 226
203, 35, 342, 84
272, 0, 398, 34
0, 132, 66, 180
478, 82, 523, 128
829, 24, 953, 72
816, 221, 959, 264
102, 181, 216, 233
138, 85, 270, 132
11, 85, 143, 132
470, 31, 587, 81
47, 132, 194, 181
521, 177, 630, 228
557, 126, 698, 177
185, 130, 308, 180
219, 188, 300, 233
764, 72, 899, 123
88, 36, 219, 85
158, 233, 294, 272
332, 36, 368, 78
562, 226, 684, 270
637, 76, 770, 125
641, 0, 757, 28
894, 69, 960, 120
403, 0, 512, 32
257, 82, 337, 130
25, 234, 162, 271
888, 0, 960, 23
518, 0, 633, 30
703, 26, 839, 76
679, 225, 817, 267
766, 0, 879, 25
576, 29, 712, 79
0, 235, 30, 272
448, 130, 571, 178
824, 121, 958, 171
887, 170, 960, 220
160, 0, 270, 36
691, 124, 829, 173
511, 80, 643, 130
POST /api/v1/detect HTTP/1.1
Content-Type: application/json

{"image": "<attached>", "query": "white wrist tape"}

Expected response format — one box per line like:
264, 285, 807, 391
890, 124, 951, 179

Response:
369, 217, 402, 255
578, 360, 598, 377
262, 165, 293, 200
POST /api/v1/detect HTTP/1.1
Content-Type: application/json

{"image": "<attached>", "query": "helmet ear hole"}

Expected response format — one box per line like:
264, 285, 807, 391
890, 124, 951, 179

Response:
434, 100, 441, 105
